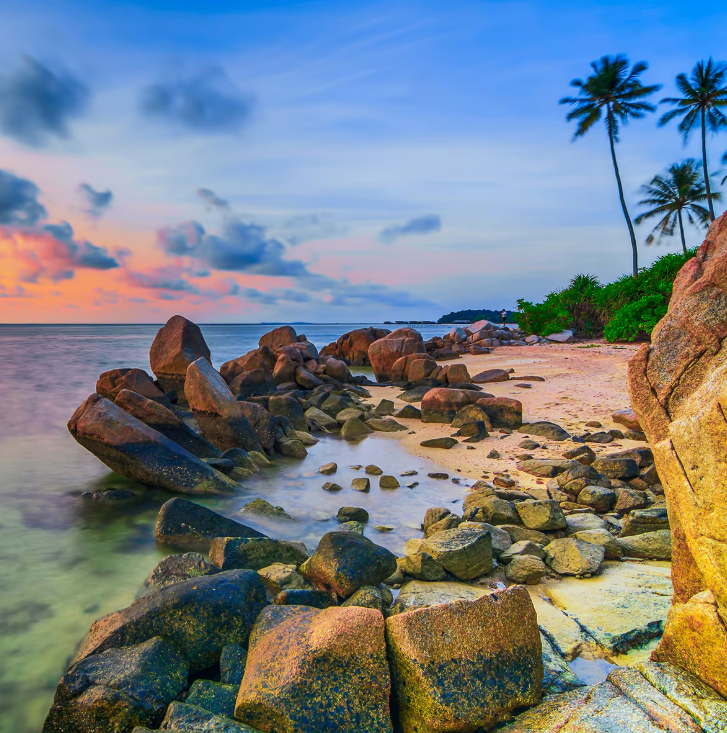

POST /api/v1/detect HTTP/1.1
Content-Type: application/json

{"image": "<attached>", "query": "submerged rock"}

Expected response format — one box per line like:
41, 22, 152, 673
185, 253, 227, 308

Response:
68, 394, 238, 495
235, 605, 392, 733
386, 587, 542, 733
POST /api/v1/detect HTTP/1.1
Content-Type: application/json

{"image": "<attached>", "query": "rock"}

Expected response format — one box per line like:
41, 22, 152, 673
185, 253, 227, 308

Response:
337, 506, 369, 523
259, 325, 298, 350
545, 329, 575, 343
516, 500, 567, 531
235, 605, 391, 733
239, 498, 293, 521
268, 394, 307, 431
257, 563, 310, 595
320, 393, 355, 417
374, 398, 395, 415
426, 514, 462, 537
158, 701, 257, 731
210, 537, 309, 571
276, 437, 307, 458
517, 458, 578, 478
369, 327, 425, 382
326, 326, 389, 365
155, 498, 265, 552
505, 555, 547, 584
149, 315, 211, 395
556, 463, 603, 495
463, 493, 520, 525
185, 358, 263, 454
593, 456, 640, 480
618, 530, 672, 560
398, 552, 448, 581
442, 363, 471, 383
304, 406, 338, 432
323, 356, 352, 382
322, 482, 342, 492
420, 437, 458, 449
612, 408, 642, 432
229, 367, 275, 399
220, 447, 258, 474
421, 526, 493, 580
421, 387, 477, 423
397, 385, 434, 403
620, 507, 670, 537
500, 540, 546, 563
97, 368, 171, 407
475, 396, 523, 429
562, 444, 596, 464
564, 513, 609, 535
584, 431, 615, 444
68, 395, 239, 495
72, 570, 266, 671
341, 417, 373, 440
472, 368, 510, 383
366, 464, 383, 474
221, 346, 276, 383
615, 488, 650, 514
540, 634, 587, 696
518, 421, 570, 441
544, 538, 605, 576
294, 366, 322, 389
393, 404, 422, 419
386, 587, 542, 732
319, 462, 337, 475
185, 679, 237, 718
379, 475, 400, 489
236, 401, 279, 453
406, 357, 439, 382
340, 585, 388, 612
571, 529, 622, 559
43, 637, 188, 733
351, 477, 371, 492
451, 404, 493, 431
424, 507, 452, 531
302, 531, 397, 597
144, 552, 220, 591
577, 485, 616, 513
220, 643, 247, 686
368, 418, 408, 432
500, 525, 550, 545
273, 588, 335, 608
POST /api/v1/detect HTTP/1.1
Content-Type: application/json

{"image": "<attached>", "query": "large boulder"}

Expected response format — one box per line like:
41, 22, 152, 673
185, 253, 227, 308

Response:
421, 387, 480, 423
259, 325, 298, 350
144, 552, 220, 591
476, 396, 523, 429
155, 498, 266, 552
544, 538, 605, 576
68, 394, 238, 495
220, 346, 275, 384
115, 389, 219, 459
185, 358, 264, 453
324, 326, 390, 365
149, 315, 211, 395
96, 368, 170, 407
210, 537, 310, 571
43, 637, 188, 733
301, 531, 397, 598
628, 214, 727, 696
369, 328, 425, 382
268, 394, 307, 431
420, 526, 493, 580
71, 570, 267, 671
385, 586, 542, 733
235, 605, 392, 733
391, 352, 437, 383
237, 400, 280, 453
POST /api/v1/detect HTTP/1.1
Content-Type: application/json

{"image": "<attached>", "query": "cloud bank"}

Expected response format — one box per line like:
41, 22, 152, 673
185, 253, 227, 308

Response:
79, 183, 113, 219
0, 169, 47, 226
379, 214, 441, 243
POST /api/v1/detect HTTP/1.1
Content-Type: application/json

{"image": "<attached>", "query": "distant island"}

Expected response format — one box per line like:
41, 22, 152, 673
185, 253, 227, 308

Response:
437, 308, 515, 324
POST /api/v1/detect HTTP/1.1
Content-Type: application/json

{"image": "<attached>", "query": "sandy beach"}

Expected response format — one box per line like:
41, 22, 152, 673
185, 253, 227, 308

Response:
364, 340, 644, 489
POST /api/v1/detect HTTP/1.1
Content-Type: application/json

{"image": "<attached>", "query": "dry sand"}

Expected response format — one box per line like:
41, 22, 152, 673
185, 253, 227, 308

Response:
362, 340, 644, 493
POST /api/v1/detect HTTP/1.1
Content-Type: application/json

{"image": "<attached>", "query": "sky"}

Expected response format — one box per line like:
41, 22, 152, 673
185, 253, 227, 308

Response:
0, 0, 726, 324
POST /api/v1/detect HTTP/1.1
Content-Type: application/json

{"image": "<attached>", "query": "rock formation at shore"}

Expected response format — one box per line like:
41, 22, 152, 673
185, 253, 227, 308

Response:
629, 213, 727, 699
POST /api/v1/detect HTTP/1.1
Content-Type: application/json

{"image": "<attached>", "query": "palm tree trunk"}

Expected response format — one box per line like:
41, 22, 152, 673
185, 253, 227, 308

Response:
607, 110, 639, 277
701, 108, 716, 222
677, 209, 687, 254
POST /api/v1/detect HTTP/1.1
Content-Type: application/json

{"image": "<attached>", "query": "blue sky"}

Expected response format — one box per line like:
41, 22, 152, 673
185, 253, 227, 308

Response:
0, 0, 725, 322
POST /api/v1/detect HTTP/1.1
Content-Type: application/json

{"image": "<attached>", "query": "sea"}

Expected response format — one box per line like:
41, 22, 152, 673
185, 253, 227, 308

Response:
0, 322, 462, 732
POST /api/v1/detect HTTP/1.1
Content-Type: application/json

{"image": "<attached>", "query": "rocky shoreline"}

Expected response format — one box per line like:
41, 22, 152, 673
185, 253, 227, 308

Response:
43, 253, 727, 731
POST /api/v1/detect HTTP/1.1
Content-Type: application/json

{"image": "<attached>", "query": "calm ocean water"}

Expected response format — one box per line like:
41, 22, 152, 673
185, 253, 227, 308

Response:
0, 322, 460, 732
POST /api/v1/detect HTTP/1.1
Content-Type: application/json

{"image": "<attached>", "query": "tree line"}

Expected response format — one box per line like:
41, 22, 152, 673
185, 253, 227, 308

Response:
561, 56, 727, 276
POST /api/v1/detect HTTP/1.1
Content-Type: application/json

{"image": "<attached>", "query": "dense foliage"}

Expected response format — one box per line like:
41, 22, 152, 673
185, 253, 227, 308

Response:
516, 249, 697, 342
438, 308, 515, 324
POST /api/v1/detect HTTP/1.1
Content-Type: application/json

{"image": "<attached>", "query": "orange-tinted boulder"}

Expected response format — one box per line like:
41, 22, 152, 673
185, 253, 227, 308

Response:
235, 605, 392, 733
476, 396, 523, 429
611, 408, 641, 432
369, 328, 425, 382
115, 389, 219, 459
68, 394, 237, 494
407, 357, 439, 382
421, 388, 480, 423
385, 586, 542, 732
330, 327, 391, 365
391, 353, 437, 383
237, 400, 280, 453
185, 358, 263, 454
220, 347, 275, 384
441, 363, 472, 384
259, 326, 297, 351
628, 213, 727, 697
149, 315, 211, 395
96, 368, 170, 406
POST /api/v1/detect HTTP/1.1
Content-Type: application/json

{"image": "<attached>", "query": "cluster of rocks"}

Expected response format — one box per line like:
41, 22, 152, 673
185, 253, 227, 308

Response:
68, 316, 386, 495
44, 496, 545, 733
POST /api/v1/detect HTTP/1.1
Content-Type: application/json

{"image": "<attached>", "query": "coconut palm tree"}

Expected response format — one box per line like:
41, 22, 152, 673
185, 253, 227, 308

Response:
659, 59, 727, 222
635, 160, 715, 254
560, 55, 660, 278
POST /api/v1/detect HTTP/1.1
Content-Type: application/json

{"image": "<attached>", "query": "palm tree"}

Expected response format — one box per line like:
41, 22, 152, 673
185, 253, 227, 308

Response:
635, 160, 715, 253
560, 55, 660, 278
659, 59, 727, 222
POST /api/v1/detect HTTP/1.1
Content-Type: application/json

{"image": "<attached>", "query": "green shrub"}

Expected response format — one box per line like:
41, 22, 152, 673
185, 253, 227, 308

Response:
517, 249, 697, 342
